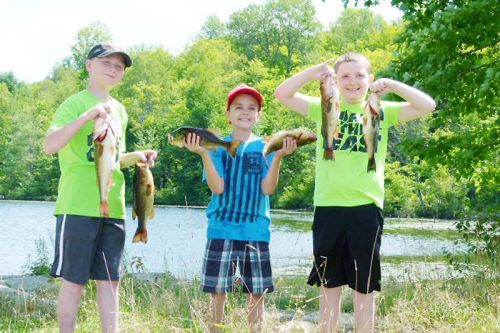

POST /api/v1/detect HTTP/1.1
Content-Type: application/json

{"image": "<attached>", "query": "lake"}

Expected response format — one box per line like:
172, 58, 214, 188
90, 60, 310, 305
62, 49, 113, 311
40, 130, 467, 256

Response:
0, 201, 464, 278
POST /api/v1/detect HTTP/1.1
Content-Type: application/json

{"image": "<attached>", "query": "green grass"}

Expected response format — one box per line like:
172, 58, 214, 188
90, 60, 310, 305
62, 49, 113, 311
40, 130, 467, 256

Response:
1, 262, 498, 333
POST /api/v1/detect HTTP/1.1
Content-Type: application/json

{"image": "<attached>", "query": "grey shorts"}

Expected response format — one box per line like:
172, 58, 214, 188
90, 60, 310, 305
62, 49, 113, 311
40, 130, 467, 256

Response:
201, 239, 274, 294
50, 214, 126, 285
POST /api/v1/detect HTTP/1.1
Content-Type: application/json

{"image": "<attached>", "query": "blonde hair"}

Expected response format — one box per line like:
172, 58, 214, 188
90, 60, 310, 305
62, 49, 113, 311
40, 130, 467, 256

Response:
334, 52, 372, 73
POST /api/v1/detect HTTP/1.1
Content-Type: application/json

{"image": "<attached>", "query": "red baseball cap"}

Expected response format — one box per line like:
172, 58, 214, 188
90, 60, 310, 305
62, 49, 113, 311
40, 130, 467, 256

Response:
226, 84, 264, 111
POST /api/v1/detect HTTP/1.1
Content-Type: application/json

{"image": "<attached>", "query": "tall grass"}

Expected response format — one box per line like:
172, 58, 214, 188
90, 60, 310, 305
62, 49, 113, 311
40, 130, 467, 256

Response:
1, 258, 498, 332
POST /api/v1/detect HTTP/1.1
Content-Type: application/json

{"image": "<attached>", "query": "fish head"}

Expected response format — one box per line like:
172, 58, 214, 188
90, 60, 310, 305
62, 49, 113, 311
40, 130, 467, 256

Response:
297, 130, 317, 145
135, 162, 152, 181
167, 128, 188, 147
320, 73, 336, 98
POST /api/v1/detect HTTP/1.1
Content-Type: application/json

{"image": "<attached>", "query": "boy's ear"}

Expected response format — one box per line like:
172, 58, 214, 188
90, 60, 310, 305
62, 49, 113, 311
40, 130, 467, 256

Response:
85, 59, 92, 72
369, 74, 375, 84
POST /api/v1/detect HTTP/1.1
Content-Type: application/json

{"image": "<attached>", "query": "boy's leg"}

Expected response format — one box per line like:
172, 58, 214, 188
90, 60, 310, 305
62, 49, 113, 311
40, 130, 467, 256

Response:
91, 218, 126, 333
209, 293, 227, 333
57, 279, 85, 333
96, 280, 120, 333
318, 286, 342, 333
353, 291, 375, 333
247, 293, 265, 333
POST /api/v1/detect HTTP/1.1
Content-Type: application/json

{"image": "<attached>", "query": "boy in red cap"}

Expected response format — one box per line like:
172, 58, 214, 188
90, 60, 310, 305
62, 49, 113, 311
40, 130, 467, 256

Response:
43, 43, 156, 333
182, 84, 297, 332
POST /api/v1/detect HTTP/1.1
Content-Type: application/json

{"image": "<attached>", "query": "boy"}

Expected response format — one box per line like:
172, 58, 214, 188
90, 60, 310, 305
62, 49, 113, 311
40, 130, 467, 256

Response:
274, 52, 436, 333
182, 84, 297, 332
43, 43, 157, 333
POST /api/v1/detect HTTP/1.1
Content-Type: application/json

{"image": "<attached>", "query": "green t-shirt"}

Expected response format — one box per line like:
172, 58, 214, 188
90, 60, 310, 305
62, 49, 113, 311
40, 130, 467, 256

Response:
49, 90, 128, 218
307, 98, 402, 208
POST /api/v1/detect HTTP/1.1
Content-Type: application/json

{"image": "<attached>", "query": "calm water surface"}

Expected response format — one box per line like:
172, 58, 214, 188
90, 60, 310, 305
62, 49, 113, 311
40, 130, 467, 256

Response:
0, 201, 463, 277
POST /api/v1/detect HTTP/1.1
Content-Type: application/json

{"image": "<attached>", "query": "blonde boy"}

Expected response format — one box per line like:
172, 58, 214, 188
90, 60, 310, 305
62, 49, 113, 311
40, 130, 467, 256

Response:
44, 44, 157, 333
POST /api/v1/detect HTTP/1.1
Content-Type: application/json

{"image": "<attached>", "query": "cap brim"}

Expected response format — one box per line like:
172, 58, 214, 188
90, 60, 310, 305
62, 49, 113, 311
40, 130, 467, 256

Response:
96, 50, 132, 68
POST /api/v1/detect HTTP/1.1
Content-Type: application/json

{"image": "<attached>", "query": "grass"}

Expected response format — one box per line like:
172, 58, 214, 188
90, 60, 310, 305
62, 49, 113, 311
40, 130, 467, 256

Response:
1, 261, 498, 333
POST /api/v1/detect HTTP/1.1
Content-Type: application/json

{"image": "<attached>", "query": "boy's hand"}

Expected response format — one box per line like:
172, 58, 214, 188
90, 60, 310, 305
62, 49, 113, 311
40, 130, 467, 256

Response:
370, 79, 395, 96
84, 103, 111, 122
276, 137, 298, 157
183, 133, 208, 156
137, 150, 157, 167
311, 59, 335, 81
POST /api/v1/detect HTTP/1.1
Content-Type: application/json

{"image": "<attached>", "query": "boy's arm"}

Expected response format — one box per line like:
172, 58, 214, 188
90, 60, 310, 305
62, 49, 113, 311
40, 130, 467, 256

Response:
183, 133, 224, 194
371, 79, 436, 123
274, 60, 334, 116
261, 137, 297, 195
119, 150, 157, 168
43, 104, 111, 154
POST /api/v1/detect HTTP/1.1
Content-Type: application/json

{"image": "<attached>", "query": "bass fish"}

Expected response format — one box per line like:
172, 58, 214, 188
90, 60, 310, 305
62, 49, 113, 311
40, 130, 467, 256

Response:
132, 162, 155, 243
93, 114, 119, 217
263, 128, 317, 156
363, 92, 381, 172
168, 126, 240, 157
320, 73, 341, 160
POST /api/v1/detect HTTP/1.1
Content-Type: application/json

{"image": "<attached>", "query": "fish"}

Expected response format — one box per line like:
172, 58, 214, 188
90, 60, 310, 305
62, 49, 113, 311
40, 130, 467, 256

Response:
132, 162, 155, 243
167, 126, 240, 157
363, 92, 381, 172
262, 128, 317, 156
93, 114, 119, 217
320, 73, 341, 160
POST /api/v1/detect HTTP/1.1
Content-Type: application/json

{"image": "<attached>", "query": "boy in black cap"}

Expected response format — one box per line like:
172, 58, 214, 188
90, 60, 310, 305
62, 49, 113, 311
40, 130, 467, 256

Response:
43, 43, 156, 333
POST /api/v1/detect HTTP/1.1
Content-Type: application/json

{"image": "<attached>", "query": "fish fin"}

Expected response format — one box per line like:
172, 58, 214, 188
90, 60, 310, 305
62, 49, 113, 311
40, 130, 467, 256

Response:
132, 229, 148, 244
228, 140, 241, 158
132, 207, 137, 220
206, 128, 221, 136
146, 184, 153, 196
323, 149, 334, 161
149, 208, 155, 219
367, 158, 377, 172
100, 201, 110, 217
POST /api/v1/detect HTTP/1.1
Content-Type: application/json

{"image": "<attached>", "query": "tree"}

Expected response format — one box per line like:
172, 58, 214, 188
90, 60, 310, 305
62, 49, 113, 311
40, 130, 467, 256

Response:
199, 15, 228, 39
379, 0, 499, 259
227, 0, 320, 74
69, 21, 113, 81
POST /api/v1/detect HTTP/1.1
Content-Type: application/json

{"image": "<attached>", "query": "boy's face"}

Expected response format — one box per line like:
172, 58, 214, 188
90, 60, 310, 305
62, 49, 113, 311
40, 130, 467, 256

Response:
336, 61, 374, 104
226, 94, 261, 130
86, 54, 126, 89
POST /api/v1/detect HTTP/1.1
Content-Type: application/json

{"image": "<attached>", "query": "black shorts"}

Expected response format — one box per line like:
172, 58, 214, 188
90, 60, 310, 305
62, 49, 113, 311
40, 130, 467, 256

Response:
307, 204, 383, 293
50, 214, 126, 285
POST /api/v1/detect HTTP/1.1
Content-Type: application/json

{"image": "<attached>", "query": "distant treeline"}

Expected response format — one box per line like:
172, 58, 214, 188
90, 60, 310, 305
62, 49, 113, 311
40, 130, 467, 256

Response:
0, 1, 497, 256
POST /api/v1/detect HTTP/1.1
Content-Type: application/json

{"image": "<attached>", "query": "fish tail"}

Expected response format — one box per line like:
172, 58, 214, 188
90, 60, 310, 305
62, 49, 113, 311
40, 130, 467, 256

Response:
367, 157, 377, 172
100, 201, 110, 217
228, 140, 241, 158
323, 148, 334, 160
132, 228, 148, 243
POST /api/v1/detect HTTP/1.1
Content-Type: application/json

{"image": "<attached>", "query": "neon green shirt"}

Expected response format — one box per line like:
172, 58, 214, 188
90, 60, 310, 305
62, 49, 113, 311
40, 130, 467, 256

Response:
49, 90, 128, 218
307, 98, 402, 208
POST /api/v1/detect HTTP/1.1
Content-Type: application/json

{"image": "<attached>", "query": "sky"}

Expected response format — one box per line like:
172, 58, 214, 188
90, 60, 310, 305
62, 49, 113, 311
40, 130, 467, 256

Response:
0, 0, 402, 83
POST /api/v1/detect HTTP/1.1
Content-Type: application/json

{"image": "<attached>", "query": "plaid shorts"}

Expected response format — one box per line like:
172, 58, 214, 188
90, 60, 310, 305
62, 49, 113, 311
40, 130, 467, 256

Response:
201, 239, 274, 294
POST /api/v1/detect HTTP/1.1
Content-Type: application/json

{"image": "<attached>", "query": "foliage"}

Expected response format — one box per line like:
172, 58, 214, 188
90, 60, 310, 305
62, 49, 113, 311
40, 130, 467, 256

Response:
227, 0, 320, 75
377, 0, 499, 259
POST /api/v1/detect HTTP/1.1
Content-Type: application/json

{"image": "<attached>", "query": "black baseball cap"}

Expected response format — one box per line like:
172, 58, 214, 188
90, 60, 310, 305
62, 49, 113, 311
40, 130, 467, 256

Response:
87, 43, 132, 68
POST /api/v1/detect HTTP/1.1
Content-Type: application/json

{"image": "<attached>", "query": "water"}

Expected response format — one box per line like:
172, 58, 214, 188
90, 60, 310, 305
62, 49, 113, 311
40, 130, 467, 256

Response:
0, 201, 464, 278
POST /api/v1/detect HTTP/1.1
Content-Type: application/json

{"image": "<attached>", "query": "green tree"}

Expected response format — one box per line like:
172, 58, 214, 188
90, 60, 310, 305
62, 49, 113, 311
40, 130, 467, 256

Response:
227, 0, 320, 74
378, 0, 499, 258
69, 21, 113, 82
199, 15, 228, 39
